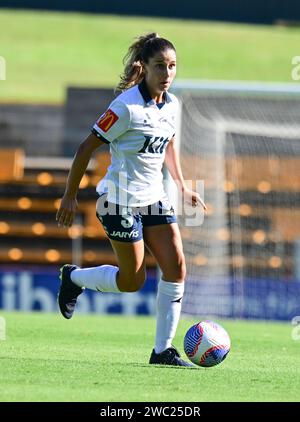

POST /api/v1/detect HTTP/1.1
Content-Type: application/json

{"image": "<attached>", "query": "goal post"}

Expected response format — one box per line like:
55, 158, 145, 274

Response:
170, 80, 300, 320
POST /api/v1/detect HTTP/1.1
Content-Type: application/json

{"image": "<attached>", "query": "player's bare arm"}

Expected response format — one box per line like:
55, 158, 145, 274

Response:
56, 133, 105, 227
164, 137, 206, 210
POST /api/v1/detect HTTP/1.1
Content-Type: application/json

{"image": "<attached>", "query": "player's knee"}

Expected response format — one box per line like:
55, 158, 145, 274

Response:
117, 270, 146, 292
123, 283, 142, 293
131, 271, 147, 291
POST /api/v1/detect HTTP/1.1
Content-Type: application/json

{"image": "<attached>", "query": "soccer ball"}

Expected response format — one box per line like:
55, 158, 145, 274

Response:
184, 320, 230, 367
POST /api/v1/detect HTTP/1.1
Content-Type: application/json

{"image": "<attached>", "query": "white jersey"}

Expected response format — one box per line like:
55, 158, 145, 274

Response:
92, 79, 179, 207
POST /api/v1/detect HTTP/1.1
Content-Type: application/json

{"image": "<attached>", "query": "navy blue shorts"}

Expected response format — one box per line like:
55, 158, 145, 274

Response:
96, 194, 177, 242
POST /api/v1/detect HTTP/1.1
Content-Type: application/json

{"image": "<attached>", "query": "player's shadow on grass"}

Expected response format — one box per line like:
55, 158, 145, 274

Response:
0, 357, 198, 370
129, 363, 199, 370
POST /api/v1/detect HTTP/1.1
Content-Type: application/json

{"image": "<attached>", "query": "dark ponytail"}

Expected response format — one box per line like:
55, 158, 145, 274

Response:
116, 33, 176, 93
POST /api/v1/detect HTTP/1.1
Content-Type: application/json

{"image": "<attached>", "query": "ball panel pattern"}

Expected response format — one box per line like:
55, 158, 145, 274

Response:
184, 320, 230, 367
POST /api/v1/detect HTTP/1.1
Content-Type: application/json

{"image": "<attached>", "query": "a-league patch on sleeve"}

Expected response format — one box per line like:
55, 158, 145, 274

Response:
97, 109, 119, 132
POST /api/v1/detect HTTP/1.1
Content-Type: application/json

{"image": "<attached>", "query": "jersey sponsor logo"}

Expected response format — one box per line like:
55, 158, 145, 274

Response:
110, 230, 139, 239
97, 109, 119, 132
138, 135, 169, 154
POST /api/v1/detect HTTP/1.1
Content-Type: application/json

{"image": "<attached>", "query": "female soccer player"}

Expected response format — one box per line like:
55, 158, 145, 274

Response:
56, 33, 206, 366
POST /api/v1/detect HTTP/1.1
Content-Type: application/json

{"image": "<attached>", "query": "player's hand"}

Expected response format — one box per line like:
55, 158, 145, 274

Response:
183, 188, 207, 210
56, 194, 78, 228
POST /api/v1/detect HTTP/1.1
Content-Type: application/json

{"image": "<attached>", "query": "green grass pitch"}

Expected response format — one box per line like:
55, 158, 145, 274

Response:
0, 9, 299, 103
0, 311, 299, 402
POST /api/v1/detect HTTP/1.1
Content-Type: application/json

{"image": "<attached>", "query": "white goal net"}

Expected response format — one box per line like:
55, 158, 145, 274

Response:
171, 81, 300, 320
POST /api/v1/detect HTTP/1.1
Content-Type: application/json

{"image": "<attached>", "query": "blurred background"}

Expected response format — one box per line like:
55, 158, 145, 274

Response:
0, 1, 299, 320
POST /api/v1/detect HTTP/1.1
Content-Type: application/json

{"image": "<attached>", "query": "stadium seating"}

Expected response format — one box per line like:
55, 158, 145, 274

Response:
0, 88, 298, 281
0, 148, 156, 267
0, 147, 298, 279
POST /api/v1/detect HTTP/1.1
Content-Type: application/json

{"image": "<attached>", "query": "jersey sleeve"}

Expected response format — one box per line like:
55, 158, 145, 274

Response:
91, 100, 130, 144
170, 94, 180, 138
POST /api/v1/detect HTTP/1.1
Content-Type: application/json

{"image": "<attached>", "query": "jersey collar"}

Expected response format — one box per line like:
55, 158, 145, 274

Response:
138, 79, 172, 107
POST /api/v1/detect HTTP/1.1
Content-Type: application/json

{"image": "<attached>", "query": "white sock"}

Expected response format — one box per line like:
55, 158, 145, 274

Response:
71, 265, 121, 293
154, 279, 184, 354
